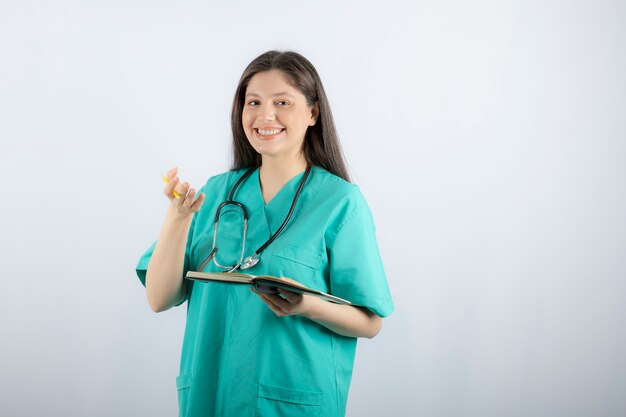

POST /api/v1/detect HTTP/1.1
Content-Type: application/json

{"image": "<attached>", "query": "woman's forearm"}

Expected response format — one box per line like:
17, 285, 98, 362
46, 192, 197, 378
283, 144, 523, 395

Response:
255, 279, 384, 338
145, 205, 194, 312
305, 300, 382, 339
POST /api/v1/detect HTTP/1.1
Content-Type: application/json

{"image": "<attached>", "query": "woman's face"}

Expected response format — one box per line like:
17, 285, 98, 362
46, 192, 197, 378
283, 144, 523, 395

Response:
242, 70, 318, 163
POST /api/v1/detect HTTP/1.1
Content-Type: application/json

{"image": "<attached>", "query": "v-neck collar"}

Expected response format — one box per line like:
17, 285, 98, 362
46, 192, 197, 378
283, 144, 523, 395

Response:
256, 168, 308, 234
228, 167, 311, 245
258, 169, 306, 205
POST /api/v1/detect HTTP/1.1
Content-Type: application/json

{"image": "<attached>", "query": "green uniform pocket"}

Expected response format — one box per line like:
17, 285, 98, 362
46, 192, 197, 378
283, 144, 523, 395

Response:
176, 373, 192, 417
269, 244, 322, 288
256, 383, 322, 417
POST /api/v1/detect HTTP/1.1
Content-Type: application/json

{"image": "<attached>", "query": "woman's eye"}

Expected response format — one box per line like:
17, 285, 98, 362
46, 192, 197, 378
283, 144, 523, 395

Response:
247, 100, 260, 106
276, 100, 289, 106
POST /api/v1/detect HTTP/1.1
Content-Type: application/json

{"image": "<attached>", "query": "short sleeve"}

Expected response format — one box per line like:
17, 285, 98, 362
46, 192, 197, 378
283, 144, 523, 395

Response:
136, 241, 157, 287
135, 213, 198, 307
327, 193, 394, 318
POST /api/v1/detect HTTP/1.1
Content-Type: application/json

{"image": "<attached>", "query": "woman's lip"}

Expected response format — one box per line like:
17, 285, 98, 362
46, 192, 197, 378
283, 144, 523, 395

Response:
254, 127, 285, 131
254, 128, 285, 139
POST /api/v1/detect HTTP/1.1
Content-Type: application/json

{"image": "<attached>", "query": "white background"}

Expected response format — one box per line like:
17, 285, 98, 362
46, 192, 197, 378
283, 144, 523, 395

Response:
1, 1, 625, 416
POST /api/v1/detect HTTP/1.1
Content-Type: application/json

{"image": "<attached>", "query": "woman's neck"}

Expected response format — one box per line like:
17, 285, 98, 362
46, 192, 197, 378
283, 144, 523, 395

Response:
258, 155, 307, 204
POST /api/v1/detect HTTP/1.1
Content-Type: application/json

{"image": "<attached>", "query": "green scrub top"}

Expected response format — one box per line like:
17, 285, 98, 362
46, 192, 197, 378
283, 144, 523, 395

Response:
136, 167, 394, 417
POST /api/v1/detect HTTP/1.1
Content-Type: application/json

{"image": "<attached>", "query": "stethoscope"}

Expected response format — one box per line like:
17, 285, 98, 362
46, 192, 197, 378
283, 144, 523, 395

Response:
197, 165, 311, 273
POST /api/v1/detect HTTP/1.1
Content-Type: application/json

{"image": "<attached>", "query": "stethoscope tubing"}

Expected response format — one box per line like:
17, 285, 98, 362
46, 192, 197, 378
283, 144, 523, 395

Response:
254, 166, 311, 256
196, 165, 311, 272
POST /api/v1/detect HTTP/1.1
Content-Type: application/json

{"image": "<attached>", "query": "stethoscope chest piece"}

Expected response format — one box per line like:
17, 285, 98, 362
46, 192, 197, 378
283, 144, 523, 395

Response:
240, 255, 260, 270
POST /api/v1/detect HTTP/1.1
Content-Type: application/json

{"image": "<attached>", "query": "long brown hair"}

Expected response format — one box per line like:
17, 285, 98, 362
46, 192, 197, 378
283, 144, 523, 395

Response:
230, 50, 350, 182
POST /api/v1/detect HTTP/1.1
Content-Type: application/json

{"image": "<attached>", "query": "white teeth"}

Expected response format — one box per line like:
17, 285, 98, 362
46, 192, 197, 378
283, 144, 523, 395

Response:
257, 128, 282, 136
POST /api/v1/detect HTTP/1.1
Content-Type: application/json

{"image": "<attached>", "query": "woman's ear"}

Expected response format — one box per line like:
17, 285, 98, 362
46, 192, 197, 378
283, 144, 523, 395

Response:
309, 102, 320, 126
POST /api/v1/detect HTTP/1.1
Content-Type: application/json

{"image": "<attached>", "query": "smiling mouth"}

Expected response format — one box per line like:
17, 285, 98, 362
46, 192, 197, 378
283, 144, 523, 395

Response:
255, 128, 285, 137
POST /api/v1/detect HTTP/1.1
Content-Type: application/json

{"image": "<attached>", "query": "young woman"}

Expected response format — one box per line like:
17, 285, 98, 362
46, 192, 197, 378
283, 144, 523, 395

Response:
136, 50, 394, 417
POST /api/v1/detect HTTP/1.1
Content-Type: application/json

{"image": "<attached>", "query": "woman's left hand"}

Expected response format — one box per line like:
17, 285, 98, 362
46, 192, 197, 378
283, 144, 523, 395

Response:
252, 277, 322, 318
253, 277, 383, 338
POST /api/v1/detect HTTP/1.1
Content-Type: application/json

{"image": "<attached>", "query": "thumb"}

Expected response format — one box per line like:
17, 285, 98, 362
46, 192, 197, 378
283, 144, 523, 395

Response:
278, 289, 301, 303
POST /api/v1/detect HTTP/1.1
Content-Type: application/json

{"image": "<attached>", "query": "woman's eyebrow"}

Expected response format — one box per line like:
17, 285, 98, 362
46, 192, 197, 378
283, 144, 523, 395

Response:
272, 92, 296, 98
245, 92, 296, 99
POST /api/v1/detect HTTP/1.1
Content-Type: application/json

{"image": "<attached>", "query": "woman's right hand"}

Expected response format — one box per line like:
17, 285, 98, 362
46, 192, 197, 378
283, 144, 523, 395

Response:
163, 167, 206, 216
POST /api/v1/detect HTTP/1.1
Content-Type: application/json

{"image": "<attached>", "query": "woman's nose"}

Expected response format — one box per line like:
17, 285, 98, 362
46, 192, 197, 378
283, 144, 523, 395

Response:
258, 104, 276, 121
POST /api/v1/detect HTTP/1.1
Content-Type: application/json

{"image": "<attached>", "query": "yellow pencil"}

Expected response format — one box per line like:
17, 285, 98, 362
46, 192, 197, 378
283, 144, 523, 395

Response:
162, 176, 181, 199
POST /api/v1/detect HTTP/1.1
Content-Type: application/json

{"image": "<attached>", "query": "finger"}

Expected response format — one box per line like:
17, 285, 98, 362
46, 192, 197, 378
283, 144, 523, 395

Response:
175, 182, 190, 200
163, 176, 180, 199
277, 289, 301, 304
166, 166, 179, 180
278, 276, 306, 289
258, 292, 288, 313
264, 298, 284, 316
183, 188, 197, 209
263, 293, 291, 311
253, 290, 285, 316
163, 168, 181, 200
190, 192, 206, 211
